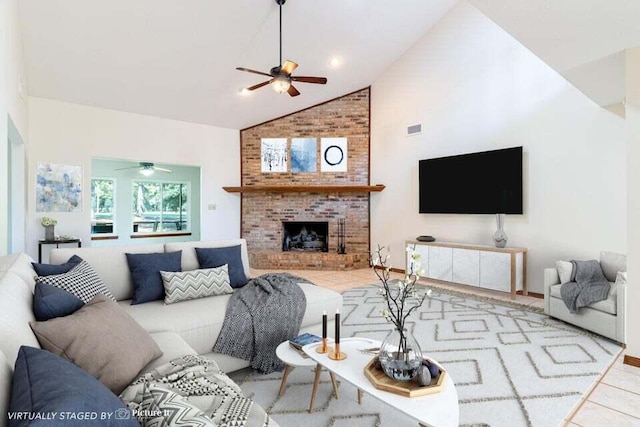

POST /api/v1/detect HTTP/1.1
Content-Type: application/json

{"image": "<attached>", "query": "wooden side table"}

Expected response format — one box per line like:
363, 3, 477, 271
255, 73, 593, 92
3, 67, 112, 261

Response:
38, 238, 82, 263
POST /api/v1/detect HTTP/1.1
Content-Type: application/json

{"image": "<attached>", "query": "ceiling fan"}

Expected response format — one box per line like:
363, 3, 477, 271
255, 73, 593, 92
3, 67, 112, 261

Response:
114, 162, 172, 176
236, 0, 327, 97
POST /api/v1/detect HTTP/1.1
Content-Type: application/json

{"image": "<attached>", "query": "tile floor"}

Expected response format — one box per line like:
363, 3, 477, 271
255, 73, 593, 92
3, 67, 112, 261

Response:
251, 267, 640, 427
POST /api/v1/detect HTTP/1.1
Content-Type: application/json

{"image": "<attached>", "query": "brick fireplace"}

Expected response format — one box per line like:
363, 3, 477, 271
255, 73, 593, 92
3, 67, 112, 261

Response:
239, 88, 371, 270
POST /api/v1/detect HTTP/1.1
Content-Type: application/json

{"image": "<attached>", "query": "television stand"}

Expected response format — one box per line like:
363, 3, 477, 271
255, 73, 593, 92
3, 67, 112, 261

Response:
405, 241, 527, 299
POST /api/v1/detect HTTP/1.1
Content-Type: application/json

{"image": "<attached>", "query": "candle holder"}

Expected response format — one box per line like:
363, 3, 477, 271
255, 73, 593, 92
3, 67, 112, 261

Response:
328, 342, 347, 360
315, 338, 334, 354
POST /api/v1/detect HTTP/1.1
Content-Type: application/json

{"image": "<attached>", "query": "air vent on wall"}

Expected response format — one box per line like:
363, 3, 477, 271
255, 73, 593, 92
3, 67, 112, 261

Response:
407, 124, 422, 136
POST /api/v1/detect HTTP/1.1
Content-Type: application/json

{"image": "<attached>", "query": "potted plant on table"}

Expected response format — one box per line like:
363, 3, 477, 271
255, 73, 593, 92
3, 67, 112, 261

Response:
41, 217, 57, 241
371, 244, 431, 381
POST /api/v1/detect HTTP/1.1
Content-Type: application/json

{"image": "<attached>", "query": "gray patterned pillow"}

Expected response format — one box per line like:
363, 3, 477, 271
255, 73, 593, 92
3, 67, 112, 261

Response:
35, 260, 115, 302
160, 265, 233, 304
135, 384, 215, 426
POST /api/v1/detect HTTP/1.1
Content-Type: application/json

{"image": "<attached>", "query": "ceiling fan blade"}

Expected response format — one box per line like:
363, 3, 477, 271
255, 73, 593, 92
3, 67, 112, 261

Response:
291, 76, 328, 84
113, 165, 142, 171
281, 60, 298, 75
287, 85, 300, 97
236, 67, 272, 77
247, 80, 272, 91
153, 167, 172, 173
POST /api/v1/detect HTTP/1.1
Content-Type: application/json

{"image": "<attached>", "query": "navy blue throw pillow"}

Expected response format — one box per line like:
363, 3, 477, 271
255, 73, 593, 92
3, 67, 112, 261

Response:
195, 245, 248, 288
32, 282, 85, 321
9, 346, 139, 427
125, 251, 182, 305
31, 255, 83, 276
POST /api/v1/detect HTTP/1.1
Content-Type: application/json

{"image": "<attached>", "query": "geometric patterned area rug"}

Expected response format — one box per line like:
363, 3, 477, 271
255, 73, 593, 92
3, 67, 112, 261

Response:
231, 285, 622, 427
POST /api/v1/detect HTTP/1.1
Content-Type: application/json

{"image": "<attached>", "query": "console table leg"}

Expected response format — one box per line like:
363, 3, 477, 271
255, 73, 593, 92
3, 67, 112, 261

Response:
309, 364, 323, 413
329, 372, 339, 399
357, 388, 363, 404
278, 365, 292, 397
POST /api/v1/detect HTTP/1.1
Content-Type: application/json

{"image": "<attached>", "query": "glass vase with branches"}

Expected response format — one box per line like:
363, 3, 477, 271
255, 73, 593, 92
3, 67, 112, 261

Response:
371, 244, 431, 380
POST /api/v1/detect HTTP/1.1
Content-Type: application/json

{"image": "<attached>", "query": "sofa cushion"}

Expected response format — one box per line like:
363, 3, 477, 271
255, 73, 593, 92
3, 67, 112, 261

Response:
161, 265, 233, 304
30, 295, 162, 394
35, 260, 115, 303
31, 254, 82, 276
119, 281, 342, 359
9, 346, 139, 427
195, 246, 247, 288
50, 244, 165, 301
126, 251, 182, 305
118, 294, 232, 355
0, 253, 37, 290
550, 283, 616, 315
0, 272, 41, 365
32, 283, 84, 321
600, 251, 626, 282
141, 331, 198, 375
165, 239, 251, 282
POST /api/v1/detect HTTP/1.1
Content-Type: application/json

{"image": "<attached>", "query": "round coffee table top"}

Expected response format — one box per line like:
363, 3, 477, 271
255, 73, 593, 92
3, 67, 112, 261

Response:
276, 341, 317, 368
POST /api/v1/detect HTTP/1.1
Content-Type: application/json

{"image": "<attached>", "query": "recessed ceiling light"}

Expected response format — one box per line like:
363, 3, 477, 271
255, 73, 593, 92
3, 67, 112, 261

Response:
329, 56, 342, 68
238, 87, 252, 96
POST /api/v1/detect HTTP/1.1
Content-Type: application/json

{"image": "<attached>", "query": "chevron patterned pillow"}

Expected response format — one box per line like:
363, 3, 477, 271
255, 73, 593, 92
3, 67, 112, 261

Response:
161, 265, 233, 304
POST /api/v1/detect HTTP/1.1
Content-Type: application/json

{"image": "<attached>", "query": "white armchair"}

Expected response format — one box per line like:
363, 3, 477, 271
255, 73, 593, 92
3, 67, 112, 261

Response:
544, 251, 626, 343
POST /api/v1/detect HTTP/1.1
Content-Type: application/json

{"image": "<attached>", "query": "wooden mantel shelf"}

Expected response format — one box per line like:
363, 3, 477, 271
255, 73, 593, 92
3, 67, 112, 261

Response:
223, 184, 385, 193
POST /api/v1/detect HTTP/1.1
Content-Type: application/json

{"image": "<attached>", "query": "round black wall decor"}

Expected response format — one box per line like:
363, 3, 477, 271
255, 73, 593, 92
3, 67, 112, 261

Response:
323, 145, 344, 166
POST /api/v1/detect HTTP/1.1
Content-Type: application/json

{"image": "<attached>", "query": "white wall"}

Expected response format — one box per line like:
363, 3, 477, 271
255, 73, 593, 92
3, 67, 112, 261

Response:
625, 47, 640, 359
370, 1, 626, 293
27, 97, 241, 261
0, 0, 29, 256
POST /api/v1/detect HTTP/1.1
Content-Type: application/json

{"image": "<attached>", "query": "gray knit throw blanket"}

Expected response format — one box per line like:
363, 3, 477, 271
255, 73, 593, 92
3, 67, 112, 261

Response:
212, 273, 307, 373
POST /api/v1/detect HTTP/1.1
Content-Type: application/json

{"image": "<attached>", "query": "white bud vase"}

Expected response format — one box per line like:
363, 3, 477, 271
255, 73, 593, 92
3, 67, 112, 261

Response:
492, 213, 507, 248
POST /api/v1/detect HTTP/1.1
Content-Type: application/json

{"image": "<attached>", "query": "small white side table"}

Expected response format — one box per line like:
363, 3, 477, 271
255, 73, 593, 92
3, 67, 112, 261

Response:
275, 341, 339, 411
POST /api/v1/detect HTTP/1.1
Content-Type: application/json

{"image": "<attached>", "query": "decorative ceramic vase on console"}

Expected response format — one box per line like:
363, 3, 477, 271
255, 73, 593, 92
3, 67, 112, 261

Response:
492, 213, 508, 248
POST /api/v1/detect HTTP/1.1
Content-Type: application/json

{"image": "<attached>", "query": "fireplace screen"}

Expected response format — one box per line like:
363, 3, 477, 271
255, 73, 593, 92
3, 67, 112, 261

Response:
282, 221, 328, 252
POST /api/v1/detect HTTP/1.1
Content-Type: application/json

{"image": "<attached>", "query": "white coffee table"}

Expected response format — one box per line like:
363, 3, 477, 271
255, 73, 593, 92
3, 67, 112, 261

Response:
275, 341, 339, 405
303, 337, 459, 427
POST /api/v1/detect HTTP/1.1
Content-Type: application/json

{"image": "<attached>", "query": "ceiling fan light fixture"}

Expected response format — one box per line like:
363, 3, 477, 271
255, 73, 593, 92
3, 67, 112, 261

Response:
271, 76, 291, 94
139, 167, 154, 177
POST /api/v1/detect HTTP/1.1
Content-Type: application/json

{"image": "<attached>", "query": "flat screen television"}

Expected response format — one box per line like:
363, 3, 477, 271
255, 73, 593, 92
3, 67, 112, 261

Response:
419, 146, 523, 214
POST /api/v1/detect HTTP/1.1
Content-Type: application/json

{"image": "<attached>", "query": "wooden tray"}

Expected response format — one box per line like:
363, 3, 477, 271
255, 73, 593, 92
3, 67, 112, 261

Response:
363, 358, 447, 397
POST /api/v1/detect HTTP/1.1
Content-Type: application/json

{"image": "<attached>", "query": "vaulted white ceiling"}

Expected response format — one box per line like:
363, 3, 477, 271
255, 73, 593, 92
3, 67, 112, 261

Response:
20, 1, 640, 128
469, 0, 640, 108
20, 0, 458, 129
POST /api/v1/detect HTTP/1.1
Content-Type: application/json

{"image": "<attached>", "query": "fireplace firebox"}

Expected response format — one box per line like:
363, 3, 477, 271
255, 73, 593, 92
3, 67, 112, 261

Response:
282, 221, 328, 252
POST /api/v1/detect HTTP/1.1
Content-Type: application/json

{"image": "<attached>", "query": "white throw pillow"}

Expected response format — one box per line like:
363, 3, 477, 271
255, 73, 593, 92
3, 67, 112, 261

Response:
555, 260, 574, 284
161, 265, 233, 304
610, 271, 628, 297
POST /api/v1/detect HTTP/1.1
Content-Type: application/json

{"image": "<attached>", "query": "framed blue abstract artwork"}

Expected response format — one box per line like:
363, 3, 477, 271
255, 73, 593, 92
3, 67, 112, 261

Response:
36, 163, 83, 212
291, 138, 317, 172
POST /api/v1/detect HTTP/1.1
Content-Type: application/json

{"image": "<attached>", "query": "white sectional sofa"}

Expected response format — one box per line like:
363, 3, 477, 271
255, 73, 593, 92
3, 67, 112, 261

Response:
0, 239, 342, 426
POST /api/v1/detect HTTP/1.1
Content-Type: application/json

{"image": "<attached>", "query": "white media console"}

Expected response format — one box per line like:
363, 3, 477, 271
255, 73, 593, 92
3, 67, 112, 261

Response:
405, 241, 527, 299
